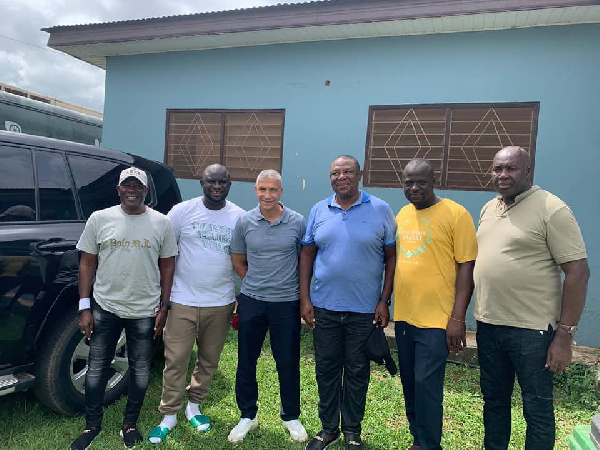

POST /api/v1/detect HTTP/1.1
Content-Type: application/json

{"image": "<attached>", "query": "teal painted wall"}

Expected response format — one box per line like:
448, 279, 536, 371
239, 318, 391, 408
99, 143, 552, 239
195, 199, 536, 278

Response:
102, 24, 599, 345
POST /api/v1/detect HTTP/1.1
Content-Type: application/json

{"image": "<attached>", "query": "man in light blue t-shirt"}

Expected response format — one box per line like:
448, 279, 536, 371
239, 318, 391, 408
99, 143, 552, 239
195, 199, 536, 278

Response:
228, 169, 308, 444
300, 155, 396, 450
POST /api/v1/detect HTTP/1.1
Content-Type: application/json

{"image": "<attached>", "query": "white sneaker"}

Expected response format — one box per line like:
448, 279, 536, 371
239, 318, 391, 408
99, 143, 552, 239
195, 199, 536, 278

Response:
283, 419, 308, 442
227, 417, 258, 442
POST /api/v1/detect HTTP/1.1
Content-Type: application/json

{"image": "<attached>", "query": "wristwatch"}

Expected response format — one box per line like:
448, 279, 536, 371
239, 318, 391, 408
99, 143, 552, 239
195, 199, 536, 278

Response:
159, 301, 172, 310
557, 323, 577, 337
379, 297, 391, 307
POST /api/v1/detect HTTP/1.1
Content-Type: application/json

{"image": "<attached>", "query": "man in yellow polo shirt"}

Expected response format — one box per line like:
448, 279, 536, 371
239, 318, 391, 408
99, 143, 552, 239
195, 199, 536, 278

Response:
474, 146, 589, 449
394, 158, 477, 450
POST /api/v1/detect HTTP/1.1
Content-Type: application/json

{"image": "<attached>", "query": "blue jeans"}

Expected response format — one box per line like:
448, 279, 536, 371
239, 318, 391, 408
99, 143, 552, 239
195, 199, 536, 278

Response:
476, 321, 555, 450
395, 321, 449, 450
85, 302, 154, 428
313, 307, 373, 435
235, 293, 301, 421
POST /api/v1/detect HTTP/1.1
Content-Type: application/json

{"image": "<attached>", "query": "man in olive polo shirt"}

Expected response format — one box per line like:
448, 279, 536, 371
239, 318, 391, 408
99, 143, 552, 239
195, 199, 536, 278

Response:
474, 146, 590, 450
228, 169, 308, 443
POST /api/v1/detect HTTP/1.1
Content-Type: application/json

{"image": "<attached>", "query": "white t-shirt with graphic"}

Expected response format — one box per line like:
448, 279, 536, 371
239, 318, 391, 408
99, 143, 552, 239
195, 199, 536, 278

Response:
168, 197, 245, 307
76, 205, 179, 318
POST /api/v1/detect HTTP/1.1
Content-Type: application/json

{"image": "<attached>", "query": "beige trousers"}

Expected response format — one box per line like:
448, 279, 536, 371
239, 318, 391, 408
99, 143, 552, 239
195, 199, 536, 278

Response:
158, 301, 234, 414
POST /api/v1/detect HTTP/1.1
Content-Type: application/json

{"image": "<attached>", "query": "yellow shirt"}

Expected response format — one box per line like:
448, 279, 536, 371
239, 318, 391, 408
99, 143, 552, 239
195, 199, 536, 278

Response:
393, 199, 477, 329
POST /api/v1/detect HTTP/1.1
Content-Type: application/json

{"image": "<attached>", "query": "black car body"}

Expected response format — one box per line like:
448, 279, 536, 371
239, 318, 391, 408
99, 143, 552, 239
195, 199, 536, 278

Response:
0, 131, 181, 414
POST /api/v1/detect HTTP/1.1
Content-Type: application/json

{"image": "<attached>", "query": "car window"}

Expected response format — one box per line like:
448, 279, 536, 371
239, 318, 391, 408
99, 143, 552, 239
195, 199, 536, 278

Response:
67, 154, 129, 219
0, 146, 36, 222
36, 151, 78, 221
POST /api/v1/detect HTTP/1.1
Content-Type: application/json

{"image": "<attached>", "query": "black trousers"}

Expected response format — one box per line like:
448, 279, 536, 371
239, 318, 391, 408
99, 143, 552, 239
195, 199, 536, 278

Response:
395, 321, 449, 450
313, 307, 373, 435
235, 293, 301, 421
477, 321, 555, 450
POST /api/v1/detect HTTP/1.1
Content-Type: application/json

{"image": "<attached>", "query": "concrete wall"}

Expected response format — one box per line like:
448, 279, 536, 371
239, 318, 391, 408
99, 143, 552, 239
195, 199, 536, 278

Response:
102, 24, 599, 345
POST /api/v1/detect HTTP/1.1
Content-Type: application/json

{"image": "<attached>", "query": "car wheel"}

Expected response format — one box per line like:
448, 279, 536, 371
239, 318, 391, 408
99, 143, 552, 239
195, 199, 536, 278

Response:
34, 310, 129, 415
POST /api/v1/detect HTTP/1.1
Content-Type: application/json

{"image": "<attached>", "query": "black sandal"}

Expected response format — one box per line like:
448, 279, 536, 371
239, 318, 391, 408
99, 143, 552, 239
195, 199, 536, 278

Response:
305, 429, 341, 450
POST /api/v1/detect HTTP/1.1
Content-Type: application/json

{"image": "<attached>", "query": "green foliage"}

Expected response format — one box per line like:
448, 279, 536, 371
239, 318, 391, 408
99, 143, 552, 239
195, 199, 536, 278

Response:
554, 361, 600, 409
0, 330, 597, 449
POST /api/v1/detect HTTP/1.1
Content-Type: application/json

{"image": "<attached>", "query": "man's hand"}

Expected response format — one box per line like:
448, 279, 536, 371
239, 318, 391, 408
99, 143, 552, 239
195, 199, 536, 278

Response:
373, 301, 390, 328
446, 318, 466, 354
154, 308, 168, 339
301, 300, 315, 329
545, 332, 572, 372
78, 310, 94, 340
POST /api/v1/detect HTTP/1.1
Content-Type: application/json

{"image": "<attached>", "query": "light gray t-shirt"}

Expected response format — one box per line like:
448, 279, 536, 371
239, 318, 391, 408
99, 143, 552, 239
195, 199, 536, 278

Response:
230, 205, 305, 302
77, 205, 178, 318
168, 198, 245, 307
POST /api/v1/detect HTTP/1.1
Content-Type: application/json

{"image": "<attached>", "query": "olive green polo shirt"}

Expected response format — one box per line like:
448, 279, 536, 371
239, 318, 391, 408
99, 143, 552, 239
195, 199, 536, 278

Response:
474, 186, 587, 330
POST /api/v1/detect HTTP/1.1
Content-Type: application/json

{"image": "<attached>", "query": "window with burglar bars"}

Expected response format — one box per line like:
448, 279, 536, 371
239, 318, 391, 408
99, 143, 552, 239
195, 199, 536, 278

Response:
363, 103, 539, 190
165, 109, 285, 182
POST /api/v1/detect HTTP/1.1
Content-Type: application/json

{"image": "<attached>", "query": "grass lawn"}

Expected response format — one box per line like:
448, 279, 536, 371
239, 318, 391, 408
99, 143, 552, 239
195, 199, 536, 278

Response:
0, 328, 596, 449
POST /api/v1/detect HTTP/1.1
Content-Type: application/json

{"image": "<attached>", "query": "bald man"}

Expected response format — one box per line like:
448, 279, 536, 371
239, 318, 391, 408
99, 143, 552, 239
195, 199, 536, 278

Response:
474, 147, 589, 449
149, 164, 245, 444
393, 158, 477, 450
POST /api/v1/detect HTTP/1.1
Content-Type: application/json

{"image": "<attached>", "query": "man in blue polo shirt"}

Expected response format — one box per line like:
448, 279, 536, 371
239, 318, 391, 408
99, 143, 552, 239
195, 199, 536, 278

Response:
228, 169, 308, 443
300, 155, 396, 450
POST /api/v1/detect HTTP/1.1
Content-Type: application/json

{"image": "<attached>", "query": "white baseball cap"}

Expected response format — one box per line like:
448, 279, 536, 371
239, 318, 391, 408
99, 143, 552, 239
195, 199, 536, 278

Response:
119, 167, 148, 187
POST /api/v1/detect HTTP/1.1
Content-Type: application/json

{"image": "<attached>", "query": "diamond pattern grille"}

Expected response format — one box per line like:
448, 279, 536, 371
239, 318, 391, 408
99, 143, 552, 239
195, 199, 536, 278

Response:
166, 109, 284, 182
364, 103, 539, 190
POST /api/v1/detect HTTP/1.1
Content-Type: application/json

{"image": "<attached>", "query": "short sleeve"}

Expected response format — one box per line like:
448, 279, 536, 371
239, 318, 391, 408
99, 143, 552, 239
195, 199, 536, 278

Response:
546, 206, 587, 265
297, 216, 307, 255
301, 206, 318, 246
230, 216, 247, 255
76, 212, 100, 255
453, 209, 478, 263
159, 218, 179, 258
382, 204, 396, 246
167, 203, 182, 243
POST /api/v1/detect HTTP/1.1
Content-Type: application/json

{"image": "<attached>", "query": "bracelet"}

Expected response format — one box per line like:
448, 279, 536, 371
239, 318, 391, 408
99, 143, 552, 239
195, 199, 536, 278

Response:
450, 316, 465, 323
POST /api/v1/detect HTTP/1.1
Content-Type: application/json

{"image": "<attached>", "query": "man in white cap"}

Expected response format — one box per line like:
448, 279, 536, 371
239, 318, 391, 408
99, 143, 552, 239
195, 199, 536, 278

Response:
71, 167, 178, 450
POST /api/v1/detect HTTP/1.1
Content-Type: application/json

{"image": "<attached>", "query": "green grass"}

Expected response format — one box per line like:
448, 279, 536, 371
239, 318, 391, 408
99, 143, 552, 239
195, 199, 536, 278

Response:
0, 329, 597, 449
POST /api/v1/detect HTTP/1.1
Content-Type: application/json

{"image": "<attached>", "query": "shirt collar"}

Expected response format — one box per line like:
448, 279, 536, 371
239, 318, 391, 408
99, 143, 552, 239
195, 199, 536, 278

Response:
496, 185, 540, 210
253, 203, 290, 224
328, 191, 371, 209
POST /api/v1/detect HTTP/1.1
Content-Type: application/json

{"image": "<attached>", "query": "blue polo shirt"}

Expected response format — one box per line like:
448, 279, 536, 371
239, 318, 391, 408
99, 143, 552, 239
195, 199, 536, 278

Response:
231, 204, 305, 302
301, 191, 396, 313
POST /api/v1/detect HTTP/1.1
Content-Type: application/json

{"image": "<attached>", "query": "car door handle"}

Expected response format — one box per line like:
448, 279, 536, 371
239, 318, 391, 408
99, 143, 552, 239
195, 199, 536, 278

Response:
34, 238, 78, 253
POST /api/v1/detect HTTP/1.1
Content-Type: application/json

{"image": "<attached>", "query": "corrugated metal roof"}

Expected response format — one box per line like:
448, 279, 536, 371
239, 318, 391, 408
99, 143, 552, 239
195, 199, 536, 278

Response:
43, 1, 331, 30
43, 0, 600, 69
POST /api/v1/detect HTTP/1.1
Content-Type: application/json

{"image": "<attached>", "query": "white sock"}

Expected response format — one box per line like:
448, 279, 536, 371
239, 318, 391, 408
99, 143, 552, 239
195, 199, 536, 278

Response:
185, 401, 201, 420
148, 414, 177, 444
186, 402, 210, 431
160, 414, 178, 429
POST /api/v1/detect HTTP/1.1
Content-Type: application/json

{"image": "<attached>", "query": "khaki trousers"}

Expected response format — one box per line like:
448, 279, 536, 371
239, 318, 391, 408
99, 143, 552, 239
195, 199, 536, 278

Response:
158, 301, 234, 414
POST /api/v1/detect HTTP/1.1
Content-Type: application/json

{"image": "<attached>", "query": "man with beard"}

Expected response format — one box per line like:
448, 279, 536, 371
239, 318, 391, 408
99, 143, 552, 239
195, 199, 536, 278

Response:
300, 155, 396, 450
148, 164, 245, 444
72, 167, 178, 450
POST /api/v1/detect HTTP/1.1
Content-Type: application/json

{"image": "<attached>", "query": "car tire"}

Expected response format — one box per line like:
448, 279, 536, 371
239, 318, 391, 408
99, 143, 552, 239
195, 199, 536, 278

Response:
34, 310, 130, 415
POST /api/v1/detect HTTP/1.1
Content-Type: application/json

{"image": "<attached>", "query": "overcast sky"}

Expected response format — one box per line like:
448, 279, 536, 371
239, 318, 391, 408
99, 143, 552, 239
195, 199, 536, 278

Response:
0, 0, 306, 112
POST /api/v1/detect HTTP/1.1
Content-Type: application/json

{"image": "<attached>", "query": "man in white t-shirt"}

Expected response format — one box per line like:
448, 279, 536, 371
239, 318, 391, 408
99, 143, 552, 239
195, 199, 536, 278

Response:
148, 164, 245, 444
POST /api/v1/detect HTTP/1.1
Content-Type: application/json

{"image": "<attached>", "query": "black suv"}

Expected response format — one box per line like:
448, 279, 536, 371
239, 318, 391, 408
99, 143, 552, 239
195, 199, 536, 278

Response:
0, 131, 181, 415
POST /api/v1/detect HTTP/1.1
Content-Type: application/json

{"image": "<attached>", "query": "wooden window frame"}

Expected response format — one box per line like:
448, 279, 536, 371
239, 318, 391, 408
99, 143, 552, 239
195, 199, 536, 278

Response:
164, 108, 285, 182
363, 102, 540, 191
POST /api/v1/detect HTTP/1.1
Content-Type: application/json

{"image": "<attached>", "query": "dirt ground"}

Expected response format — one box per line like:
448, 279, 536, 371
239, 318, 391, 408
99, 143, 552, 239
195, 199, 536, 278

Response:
382, 324, 600, 370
